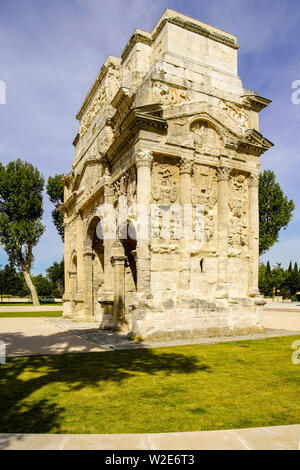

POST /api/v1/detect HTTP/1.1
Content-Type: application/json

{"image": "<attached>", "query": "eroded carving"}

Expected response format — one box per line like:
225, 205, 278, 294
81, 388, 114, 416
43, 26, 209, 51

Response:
190, 119, 222, 155
152, 158, 179, 204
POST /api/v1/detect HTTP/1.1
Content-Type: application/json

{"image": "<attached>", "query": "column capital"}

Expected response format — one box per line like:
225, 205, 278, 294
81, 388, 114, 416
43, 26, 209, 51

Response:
135, 150, 153, 169
111, 255, 127, 267
248, 173, 259, 188
83, 251, 95, 260
217, 166, 232, 182
180, 157, 193, 175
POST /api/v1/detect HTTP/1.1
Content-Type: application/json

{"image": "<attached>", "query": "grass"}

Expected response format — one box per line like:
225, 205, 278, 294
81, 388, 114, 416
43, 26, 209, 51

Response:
0, 312, 63, 318
0, 335, 299, 434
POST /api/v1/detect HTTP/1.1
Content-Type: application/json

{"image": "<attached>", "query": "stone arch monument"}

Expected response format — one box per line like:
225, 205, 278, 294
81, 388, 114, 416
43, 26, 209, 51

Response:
61, 9, 273, 340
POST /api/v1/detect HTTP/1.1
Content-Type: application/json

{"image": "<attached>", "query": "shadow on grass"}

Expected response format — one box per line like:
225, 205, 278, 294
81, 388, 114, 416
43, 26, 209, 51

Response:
0, 330, 211, 440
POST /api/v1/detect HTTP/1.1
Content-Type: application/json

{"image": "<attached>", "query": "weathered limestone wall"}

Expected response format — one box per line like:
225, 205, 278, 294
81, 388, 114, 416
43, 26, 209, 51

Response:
61, 9, 273, 340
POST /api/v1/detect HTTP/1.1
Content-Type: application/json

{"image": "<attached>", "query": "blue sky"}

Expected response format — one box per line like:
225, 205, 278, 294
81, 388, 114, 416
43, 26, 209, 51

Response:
0, 0, 299, 274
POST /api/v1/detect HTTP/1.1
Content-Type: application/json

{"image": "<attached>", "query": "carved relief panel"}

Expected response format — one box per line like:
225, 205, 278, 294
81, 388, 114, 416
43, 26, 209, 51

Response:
228, 173, 249, 256
192, 164, 217, 244
113, 165, 137, 207
152, 157, 179, 205
190, 119, 222, 155
152, 81, 190, 106
79, 85, 107, 138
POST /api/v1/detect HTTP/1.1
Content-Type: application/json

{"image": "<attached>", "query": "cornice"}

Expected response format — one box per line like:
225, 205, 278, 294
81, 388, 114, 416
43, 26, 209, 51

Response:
121, 13, 239, 62
107, 106, 168, 162
76, 56, 121, 121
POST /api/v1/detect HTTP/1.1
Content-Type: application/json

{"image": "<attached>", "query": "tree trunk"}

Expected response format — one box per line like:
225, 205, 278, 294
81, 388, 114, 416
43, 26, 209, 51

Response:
23, 270, 40, 306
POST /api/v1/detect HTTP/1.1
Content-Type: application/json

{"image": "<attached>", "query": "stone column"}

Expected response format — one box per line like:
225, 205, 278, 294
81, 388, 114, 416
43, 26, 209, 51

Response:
216, 166, 231, 299
62, 221, 71, 316
103, 175, 115, 294
69, 270, 77, 311
63, 221, 71, 296
111, 255, 126, 323
179, 157, 193, 290
75, 212, 84, 296
135, 150, 152, 293
83, 251, 94, 319
248, 173, 260, 296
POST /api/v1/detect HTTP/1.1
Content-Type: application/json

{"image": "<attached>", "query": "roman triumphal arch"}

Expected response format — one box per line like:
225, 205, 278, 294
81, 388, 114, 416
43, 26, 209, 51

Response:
61, 9, 273, 340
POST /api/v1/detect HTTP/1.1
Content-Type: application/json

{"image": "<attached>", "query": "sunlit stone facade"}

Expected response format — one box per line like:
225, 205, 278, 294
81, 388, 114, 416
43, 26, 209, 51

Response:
61, 9, 273, 340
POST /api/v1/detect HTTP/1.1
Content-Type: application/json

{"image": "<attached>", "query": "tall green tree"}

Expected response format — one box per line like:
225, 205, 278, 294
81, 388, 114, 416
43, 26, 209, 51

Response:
0, 159, 45, 305
0, 263, 28, 297
46, 259, 64, 296
46, 174, 64, 241
259, 170, 294, 255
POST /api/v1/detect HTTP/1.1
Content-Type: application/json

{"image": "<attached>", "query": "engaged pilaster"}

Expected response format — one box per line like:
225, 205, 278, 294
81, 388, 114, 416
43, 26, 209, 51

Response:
111, 255, 127, 322
75, 211, 84, 295
63, 221, 71, 297
83, 250, 94, 318
135, 150, 152, 292
216, 165, 231, 299
103, 170, 115, 295
248, 173, 260, 297
179, 157, 193, 290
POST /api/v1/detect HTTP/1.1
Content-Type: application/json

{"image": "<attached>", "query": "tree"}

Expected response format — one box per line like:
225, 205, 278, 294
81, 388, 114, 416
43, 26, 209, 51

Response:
46, 174, 64, 241
46, 259, 64, 296
0, 263, 28, 297
0, 159, 45, 305
32, 274, 53, 297
259, 170, 294, 255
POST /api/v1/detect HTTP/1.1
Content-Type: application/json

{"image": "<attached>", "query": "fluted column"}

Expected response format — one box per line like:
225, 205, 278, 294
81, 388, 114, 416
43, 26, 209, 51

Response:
179, 157, 193, 290
248, 173, 260, 296
216, 166, 231, 299
111, 255, 126, 322
63, 221, 71, 296
135, 150, 152, 292
103, 173, 115, 294
83, 251, 94, 318
75, 211, 84, 295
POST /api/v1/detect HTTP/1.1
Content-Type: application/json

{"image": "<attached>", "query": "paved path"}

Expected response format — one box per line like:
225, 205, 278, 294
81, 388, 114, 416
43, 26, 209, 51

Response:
0, 312, 300, 357
0, 424, 299, 450
0, 318, 106, 356
264, 301, 300, 310
263, 309, 300, 331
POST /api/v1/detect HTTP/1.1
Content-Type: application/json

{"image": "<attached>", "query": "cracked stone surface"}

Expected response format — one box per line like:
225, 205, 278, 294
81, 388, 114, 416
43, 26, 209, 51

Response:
45, 317, 300, 350
0, 424, 299, 450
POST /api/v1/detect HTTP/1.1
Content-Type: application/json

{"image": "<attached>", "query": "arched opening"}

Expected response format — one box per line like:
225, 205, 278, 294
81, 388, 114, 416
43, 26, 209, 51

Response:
86, 216, 105, 318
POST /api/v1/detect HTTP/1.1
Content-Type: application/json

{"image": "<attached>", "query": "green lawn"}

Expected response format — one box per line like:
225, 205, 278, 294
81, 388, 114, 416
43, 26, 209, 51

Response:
0, 312, 62, 318
0, 335, 299, 434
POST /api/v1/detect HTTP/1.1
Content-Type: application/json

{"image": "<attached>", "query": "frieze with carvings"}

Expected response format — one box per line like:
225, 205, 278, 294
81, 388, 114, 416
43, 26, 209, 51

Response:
152, 158, 179, 205
152, 81, 190, 106
219, 100, 248, 134
80, 85, 107, 138
190, 119, 222, 155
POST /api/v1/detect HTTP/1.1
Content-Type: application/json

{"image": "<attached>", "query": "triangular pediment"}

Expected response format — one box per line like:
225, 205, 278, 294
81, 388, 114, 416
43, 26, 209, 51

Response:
244, 129, 274, 150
